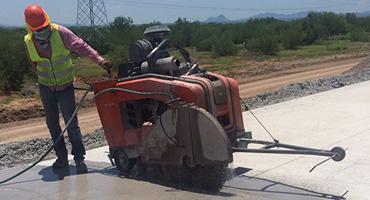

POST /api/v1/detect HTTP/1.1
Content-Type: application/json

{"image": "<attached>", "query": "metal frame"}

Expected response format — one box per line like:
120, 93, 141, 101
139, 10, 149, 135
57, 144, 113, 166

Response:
76, 0, 109, 40
232, 138, 346, 161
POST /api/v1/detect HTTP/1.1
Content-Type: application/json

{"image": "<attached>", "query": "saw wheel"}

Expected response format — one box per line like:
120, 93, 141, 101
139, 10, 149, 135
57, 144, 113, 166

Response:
161, 163, 228, 191
114, 149, 135, 173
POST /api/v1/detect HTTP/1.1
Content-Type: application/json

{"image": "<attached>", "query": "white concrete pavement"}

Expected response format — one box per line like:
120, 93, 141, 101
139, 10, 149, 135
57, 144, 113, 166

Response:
236, 80, 370, 199
1, 80, 370, 199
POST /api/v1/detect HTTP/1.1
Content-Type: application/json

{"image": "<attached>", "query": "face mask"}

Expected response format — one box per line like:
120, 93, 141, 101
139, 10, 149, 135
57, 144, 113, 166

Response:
33, 26, 51, 47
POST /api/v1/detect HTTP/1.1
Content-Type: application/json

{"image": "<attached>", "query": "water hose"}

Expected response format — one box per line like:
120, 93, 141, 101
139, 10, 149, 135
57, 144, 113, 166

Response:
93, 87, 174, 100
0, 85, 175, 185
93, 88, 181, 146
0, 85, 93, 185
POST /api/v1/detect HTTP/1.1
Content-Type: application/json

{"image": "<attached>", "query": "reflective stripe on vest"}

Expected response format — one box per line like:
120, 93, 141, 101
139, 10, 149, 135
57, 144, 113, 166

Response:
24, 23, 74, 86
36, 54, 71, 67
37, 66, 74, 79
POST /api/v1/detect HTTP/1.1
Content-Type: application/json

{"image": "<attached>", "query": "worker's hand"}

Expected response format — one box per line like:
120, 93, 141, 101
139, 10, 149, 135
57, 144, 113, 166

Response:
100, 60, 112, 72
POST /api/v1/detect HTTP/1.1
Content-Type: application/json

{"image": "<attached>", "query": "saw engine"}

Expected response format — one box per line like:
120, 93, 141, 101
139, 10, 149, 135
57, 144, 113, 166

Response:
93, 25, 345, 190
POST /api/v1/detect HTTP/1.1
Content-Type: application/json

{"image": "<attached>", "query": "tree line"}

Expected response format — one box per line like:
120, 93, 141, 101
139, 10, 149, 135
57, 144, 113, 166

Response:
1, 11, 370, 91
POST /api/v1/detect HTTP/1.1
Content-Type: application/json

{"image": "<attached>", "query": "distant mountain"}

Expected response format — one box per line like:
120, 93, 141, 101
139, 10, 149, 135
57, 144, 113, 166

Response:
203, 10, 370, 24
355, 10, 370, 18
249, 10, 370, 20
202, 12, 311, 24
248, 11, 311, 21
203, 14, 230, 23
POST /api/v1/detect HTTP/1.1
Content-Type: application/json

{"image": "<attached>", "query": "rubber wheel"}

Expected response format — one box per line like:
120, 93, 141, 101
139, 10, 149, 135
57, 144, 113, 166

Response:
114, 150, 134, 173
331, 146, 346, 162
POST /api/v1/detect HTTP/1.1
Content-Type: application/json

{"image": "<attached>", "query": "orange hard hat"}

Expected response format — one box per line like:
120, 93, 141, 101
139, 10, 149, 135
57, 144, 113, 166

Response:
24, 5, 50, 31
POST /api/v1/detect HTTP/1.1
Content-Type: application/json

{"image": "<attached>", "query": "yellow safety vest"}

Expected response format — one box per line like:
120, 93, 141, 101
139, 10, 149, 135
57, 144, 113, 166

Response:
24, 23, 74, 86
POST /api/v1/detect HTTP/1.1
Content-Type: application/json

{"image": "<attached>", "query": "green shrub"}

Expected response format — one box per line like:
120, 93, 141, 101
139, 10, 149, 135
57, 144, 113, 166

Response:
210, 32, 239, 57
213, 39, 238, 57
281, 29, 305, 50
198, 35, 217, 51
326, 45, 348, 51
107, 45, 129, 69
0, 29, 31, 91
350, 29, 369, 42
247, 34, 279, 55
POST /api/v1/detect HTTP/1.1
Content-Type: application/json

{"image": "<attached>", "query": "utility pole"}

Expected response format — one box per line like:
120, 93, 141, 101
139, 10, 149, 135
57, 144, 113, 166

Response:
76, 0, 109, 42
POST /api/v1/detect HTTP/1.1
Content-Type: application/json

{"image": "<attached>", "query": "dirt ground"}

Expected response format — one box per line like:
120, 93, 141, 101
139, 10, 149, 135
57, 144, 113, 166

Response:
237, 56, 366, 97
0, 78, 99, 124
0, 54, 368, 143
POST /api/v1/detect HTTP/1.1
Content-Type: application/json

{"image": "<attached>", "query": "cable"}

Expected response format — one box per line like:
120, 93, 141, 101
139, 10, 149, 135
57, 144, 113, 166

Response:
228, 86, 279, 143
94, 87, 174, 100
92, 87, 183, 146
245, 104, 279, 144
309, 147, 348, 173
158, 98, 185, 148
106, 0, 348, 12
309, 157, 332, 173
316, 0, 357, 6
0, 86, 93, 185
73, 87, 90, 91
0, 85, 175, 185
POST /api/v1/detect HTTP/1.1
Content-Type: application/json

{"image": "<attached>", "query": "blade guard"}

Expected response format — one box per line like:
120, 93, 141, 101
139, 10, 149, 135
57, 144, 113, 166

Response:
141, 104, 232, 165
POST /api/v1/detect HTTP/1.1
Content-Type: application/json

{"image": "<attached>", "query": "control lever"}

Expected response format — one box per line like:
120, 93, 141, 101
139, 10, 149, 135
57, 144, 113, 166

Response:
108, 69, 112, 79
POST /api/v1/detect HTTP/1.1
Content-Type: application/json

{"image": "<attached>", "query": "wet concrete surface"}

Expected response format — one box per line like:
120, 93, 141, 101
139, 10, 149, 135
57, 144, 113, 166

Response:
0, 154, 343, 200
2, 80, 370, 199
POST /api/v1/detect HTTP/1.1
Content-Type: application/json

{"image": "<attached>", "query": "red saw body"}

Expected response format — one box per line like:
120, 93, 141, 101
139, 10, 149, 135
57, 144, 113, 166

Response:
92, 25, 345, 191
93, 71, 248, 189
93, 72, 245, 150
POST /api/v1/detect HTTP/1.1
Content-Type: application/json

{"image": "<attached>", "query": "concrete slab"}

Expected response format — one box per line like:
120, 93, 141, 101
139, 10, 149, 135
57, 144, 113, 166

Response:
2, 80, 370, 199
237, 80, 370, 199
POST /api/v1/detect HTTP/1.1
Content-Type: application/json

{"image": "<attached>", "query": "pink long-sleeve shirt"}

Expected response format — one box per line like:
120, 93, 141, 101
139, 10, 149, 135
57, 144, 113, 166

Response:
25, 25, 104, 91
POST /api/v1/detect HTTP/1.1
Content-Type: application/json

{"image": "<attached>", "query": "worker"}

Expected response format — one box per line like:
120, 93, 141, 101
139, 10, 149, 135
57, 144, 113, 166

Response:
23, 4, 112, 174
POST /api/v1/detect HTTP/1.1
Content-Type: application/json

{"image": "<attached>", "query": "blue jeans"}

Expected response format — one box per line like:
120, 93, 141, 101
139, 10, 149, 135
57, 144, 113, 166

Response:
39, 84, 85, 161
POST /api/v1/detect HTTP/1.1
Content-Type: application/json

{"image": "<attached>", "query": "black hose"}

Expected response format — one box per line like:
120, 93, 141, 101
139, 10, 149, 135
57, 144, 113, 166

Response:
94, 87, 184, 147
0, 86, 93, 185
158, 98, 185, 148
94, 87, 174, 100
0, 86, 176, 185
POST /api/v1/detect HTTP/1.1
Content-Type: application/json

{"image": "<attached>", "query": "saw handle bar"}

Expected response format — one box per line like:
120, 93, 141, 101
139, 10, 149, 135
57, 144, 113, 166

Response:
232, 139, 346, 162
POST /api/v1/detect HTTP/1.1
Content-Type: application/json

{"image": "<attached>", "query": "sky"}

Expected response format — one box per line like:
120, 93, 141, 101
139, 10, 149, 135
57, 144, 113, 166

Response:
2, 0, 370, 26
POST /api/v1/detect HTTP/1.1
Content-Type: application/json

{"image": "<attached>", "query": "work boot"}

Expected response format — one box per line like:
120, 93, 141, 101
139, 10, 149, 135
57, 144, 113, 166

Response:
52, 158, 69, 170
76, 159, 88, 174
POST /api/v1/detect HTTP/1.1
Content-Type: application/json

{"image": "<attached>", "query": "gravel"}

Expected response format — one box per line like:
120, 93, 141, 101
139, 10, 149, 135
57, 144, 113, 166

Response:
242, 69, 370, 110
0, 129, 107, 170
1, 65, 370, 170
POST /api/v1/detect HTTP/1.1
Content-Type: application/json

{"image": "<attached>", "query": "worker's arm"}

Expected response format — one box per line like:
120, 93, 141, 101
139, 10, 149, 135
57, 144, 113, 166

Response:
58, 25, 105, 65
24, 42, 37, 73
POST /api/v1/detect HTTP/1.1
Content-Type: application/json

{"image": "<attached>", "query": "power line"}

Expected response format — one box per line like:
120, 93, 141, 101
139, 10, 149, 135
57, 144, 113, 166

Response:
316, 0, 363, 6
105, 0, 349, 12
